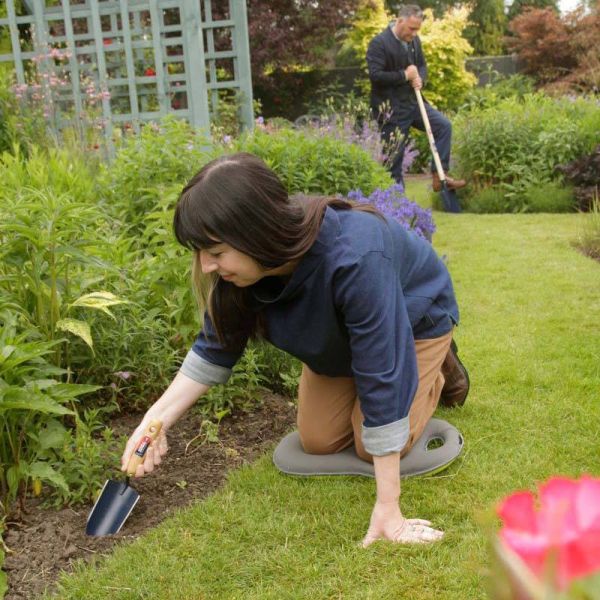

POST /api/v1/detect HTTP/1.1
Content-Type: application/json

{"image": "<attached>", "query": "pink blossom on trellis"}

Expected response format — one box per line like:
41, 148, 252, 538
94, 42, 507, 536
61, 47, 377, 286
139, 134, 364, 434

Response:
12, 83, 28, 99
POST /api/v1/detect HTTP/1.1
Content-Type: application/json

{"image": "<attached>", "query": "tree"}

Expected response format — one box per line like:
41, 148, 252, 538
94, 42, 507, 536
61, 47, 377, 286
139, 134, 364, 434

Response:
507, 0, 558, 22
507, 6, 600, 91
386, 0, 463, 18
419, 7, 478, 112
338, 0, 391, 66
464, 0, 507, 55
507, 8, 576, 83
246, 0, 360, 84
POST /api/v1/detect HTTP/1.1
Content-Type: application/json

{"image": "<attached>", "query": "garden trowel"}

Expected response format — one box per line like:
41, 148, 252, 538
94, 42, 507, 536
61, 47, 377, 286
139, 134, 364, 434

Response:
86, 420, 162, 536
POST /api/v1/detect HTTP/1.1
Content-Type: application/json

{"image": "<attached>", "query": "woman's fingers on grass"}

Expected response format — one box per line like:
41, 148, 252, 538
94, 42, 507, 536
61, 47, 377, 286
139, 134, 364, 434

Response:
395, 521, 444, 544
362, 520, 444, 547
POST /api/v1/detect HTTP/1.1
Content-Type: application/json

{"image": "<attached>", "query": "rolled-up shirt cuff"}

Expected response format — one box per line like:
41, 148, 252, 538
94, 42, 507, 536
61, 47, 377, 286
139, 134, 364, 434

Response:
179, 350, 232, 386
362, 417, 410, 456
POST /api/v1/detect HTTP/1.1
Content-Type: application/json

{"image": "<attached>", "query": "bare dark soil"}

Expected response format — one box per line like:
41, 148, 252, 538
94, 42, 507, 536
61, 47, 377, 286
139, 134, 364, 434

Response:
2, 393, 296, 600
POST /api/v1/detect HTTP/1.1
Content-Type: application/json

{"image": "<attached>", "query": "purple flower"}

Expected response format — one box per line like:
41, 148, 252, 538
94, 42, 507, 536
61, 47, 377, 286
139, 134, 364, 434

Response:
348, 184, 436, 241
296, 115, 418, 174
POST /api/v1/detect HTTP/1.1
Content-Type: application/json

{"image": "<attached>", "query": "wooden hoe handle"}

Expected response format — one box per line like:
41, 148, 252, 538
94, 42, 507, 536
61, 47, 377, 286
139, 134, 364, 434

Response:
414, 88, 446, 183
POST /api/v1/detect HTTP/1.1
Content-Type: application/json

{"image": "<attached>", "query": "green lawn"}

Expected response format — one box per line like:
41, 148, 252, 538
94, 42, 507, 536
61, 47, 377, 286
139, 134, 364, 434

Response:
404, 175, 435, 209
50, 212, 600, 599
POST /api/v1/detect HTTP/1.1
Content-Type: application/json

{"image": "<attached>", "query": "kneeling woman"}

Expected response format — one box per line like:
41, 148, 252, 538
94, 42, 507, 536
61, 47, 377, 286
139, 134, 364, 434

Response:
121, 152, 469, 546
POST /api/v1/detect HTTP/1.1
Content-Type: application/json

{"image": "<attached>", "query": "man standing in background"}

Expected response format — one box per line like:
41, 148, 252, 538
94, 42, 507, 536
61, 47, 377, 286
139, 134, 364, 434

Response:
366, 5, 466, 191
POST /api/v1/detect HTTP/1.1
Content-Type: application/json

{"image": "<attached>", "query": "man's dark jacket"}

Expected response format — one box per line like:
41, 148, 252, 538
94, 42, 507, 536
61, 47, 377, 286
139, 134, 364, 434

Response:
366, 27, 428, 125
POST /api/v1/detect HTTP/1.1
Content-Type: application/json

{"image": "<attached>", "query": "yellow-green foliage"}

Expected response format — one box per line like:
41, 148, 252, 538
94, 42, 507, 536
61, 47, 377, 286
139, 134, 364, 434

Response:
339, 0, 391, 66
420, 7, 477, 113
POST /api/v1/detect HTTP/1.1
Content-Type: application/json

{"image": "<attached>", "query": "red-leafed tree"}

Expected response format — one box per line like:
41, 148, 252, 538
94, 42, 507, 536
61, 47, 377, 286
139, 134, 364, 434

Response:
246, 0, 360, 84
506, 8, 576, 83
507, 6, 600, 91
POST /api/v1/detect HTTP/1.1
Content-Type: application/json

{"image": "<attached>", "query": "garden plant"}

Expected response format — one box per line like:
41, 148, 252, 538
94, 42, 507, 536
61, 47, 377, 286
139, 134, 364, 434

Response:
0, 1, 599, 598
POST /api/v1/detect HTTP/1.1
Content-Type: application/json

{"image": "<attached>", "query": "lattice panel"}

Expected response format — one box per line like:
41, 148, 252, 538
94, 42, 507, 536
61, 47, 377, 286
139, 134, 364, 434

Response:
0, 0, 253, 148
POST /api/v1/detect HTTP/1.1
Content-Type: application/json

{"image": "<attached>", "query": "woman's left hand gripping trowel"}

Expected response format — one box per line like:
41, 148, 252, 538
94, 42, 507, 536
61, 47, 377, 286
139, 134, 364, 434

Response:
86, 420, 163, 536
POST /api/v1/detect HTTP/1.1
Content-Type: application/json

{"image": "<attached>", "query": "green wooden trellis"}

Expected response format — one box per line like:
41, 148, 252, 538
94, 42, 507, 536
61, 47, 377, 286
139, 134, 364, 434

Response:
0, 0, 253, 149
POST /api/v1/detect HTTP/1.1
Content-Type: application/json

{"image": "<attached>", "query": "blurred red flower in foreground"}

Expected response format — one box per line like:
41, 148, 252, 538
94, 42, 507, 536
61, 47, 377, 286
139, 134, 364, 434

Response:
497, 476, 600, 590
144, 67, 156, 77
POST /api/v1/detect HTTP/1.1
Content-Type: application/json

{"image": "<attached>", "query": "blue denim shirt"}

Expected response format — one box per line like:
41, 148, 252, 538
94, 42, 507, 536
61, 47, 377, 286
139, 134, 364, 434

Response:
181, 206, 459, 455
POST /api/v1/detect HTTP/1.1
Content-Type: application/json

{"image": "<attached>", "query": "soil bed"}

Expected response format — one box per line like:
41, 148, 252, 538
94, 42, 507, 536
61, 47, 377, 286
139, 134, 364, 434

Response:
3, 393, 296, 600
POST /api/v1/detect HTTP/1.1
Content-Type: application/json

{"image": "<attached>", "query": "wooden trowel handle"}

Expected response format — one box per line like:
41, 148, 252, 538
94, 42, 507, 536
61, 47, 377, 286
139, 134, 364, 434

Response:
126, 420, 163, 476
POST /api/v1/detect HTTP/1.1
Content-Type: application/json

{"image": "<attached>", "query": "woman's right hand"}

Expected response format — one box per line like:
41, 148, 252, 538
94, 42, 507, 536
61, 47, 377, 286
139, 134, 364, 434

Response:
118, 372, 211, 477
121, 419, 169, 478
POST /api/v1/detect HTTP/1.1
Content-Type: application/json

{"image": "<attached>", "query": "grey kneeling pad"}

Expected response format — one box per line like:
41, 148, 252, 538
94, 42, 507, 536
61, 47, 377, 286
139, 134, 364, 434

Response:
273, 418, 463, 478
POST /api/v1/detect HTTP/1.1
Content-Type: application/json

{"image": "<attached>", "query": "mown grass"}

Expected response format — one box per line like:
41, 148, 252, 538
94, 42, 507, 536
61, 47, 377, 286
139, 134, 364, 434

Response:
49, 212, 600, 599
404, 175, 435, 209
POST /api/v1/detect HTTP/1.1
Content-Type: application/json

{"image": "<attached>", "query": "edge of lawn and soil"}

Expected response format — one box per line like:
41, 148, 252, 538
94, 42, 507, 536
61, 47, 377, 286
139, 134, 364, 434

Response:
48, 200, 599, 599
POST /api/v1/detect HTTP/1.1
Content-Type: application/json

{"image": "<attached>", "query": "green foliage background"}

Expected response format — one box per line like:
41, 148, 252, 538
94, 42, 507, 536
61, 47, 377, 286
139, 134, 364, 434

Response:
453, 93, 600, 212
419, 8, 478, 113
464, 0, 507, 56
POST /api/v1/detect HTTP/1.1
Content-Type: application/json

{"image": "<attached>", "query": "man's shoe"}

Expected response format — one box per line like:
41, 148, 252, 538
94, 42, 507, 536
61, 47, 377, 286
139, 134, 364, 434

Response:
432, 172, 467, 192
439, 340, 470, 408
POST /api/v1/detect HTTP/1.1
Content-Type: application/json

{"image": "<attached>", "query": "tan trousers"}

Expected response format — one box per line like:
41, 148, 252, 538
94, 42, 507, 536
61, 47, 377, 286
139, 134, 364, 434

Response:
297, 330, 454, 463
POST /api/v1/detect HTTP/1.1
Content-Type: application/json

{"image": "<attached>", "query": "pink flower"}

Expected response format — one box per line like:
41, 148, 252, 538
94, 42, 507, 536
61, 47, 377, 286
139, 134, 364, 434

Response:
113, 371, 132, 380
497, 476, 600, 590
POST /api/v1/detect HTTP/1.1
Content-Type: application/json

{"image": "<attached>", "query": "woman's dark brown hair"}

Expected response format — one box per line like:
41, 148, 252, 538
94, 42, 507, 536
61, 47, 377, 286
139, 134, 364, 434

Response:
173, 152, 379, 349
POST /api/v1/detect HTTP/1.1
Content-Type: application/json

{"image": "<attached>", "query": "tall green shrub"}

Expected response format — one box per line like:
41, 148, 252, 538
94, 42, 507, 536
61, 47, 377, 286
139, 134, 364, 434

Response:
236, 126, 393, 195
98, 116, 218, 228
507, 0, 558, 22
454, 93, 599, 185
419, 7, 478, 112
338, 0, 391, 66
0, 312, 99, 513
454, 93, 599, 212
0, 149, 125, 365
464, 0, 506, 56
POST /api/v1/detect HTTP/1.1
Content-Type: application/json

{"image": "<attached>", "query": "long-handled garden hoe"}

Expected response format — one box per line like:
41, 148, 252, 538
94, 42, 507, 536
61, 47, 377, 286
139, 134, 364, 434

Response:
414, 88, 461, 213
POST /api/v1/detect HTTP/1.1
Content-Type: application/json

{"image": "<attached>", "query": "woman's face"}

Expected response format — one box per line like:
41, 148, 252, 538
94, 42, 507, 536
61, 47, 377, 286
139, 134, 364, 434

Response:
199, 243, 266, 287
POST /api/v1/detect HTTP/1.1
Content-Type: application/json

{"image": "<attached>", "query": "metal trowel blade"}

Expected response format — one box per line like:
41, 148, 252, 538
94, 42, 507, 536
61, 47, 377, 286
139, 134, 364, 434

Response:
85, 478, 140, 536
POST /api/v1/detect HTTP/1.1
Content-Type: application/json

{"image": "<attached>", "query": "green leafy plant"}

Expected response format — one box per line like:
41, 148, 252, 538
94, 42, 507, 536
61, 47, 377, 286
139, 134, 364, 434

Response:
199, 347, 267, 420
460, 73, 536, 112
337, 0, 391, 67
0, 312, 99, 515
454, 93, 599, 211
575, 195, 600, 262
236, 125, 393, 196
0, 150, 126, 366
50, 407, 121, 507
463, 185, 516, 213
524, 181, 574, 213
252, 341, 302, 398
98, 116, 217, 229
463, 0, 506, 56
419, 7, 478, 113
